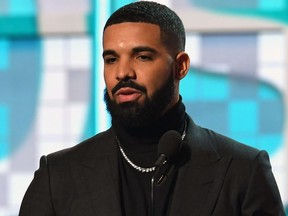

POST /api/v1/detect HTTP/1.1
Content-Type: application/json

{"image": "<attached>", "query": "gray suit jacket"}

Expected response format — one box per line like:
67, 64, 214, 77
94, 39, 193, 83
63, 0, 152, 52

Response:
19, 116, 285, 215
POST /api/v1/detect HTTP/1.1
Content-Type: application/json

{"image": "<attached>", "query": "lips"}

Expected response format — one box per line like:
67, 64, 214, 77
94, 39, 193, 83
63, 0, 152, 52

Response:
114, 87, 142, 103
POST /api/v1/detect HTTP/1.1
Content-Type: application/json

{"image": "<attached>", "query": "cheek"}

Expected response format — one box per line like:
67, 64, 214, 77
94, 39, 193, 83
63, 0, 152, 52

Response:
144, 71, 172, 96
104, 72, 114, 95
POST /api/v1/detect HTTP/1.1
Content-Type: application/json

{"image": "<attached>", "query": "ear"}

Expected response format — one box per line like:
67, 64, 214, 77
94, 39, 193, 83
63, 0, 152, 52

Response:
174, 51, 190, 80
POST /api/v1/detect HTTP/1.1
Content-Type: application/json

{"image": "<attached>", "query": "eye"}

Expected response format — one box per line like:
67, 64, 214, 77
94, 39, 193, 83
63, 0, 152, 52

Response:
104, 57, 117, 64
137, 55, 152, 61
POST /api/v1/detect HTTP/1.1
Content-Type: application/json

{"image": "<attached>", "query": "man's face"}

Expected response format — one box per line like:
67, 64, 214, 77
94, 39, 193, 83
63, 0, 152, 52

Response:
102, 22, 179, 127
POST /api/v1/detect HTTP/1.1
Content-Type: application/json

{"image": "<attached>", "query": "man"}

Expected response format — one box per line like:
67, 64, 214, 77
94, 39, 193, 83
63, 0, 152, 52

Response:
19, 1, 285, 215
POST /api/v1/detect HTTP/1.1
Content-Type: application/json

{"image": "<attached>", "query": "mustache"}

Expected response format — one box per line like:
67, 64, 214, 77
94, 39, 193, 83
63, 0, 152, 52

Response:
111, 80, 147, 95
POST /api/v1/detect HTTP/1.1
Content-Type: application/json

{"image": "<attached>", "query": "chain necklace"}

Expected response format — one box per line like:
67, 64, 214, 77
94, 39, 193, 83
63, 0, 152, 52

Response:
116, 120, 187, 173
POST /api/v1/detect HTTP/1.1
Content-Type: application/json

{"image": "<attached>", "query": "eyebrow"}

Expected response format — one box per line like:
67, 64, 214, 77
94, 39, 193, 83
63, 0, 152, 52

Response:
131, 46, 158, 55
102, 50, 117, 58
102, 46, 158, 58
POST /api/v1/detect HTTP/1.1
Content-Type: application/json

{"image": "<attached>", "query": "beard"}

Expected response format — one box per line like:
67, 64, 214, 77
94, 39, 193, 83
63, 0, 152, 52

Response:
104, 73, 175, 129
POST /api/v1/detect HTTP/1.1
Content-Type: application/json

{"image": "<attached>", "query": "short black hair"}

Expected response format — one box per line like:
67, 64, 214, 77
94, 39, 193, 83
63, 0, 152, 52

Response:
104, 1, 186, 55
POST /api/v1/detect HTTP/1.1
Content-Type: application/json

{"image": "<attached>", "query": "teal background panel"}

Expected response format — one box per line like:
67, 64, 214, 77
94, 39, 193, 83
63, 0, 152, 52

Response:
0, 105, 9, 159
258, 82, 282, 100
0, 39, 42, 160
259, 0, 286, 11
0, 39, 9, 70
0, 16, 37, 36
9, 0, 36, 15
258, 134, 283, 153
0, 105, 9, 137
229, 100, 259, 134
182, 70, 284, 155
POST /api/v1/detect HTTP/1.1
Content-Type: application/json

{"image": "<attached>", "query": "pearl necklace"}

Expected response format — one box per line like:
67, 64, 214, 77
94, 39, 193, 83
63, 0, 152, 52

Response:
116, 121, 187, 173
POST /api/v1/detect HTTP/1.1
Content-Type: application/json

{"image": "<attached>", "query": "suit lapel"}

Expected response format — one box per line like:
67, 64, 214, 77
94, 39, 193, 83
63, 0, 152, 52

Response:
170, 152, 232, 216
170, 119, 232, 216
77, 130, 122, 216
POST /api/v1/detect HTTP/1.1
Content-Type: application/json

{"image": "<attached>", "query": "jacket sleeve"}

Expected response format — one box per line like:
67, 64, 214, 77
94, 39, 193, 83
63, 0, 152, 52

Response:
19, 155, 56, 216
241, 150, 285, 216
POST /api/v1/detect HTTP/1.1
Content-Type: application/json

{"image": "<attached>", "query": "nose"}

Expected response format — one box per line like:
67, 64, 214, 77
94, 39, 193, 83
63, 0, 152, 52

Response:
116, 58, 136, 81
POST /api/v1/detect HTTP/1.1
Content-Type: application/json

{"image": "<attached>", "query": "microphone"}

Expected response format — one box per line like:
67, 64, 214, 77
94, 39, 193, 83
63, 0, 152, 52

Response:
154, 130, 183, 185
150, 130, 183, 216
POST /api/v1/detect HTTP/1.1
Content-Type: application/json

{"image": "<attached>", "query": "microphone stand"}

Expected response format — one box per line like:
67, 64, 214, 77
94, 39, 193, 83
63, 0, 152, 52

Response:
150, 174, 155, 216
150, 159, 169, 216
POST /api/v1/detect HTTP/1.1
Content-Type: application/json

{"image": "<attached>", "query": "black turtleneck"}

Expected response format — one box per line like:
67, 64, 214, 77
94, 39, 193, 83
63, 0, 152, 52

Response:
113, 98, 186, 216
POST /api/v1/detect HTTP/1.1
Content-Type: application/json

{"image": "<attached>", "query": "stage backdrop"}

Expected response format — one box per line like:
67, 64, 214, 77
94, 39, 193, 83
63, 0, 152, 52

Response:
0, 0, 287, 215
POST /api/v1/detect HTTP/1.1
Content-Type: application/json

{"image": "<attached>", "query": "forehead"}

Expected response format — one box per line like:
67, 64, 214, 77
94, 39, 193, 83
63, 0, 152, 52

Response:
103, 22, 163, 49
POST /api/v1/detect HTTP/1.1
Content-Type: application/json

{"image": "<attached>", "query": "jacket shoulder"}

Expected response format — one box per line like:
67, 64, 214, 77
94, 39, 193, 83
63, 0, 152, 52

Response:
208, 129, 261, 159
186, 116, 261, 160
44, 128, 115, 165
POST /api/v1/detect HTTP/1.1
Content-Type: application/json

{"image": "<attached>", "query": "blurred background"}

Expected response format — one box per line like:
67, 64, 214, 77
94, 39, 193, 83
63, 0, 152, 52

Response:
0, 0, 287, 215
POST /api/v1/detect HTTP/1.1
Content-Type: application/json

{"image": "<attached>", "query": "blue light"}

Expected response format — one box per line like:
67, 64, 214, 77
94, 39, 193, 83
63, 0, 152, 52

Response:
0, 105, 9, 160
0, 39, 9, 71
229, 100, 258, 134
9, 0, 35, 15
259, 0, 286, 11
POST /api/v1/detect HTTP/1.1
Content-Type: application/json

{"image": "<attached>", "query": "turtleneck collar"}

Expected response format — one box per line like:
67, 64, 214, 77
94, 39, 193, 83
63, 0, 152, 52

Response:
113, 97, 186, 152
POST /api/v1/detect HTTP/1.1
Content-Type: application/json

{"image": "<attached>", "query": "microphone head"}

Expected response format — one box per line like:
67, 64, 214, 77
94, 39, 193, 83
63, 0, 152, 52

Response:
158, 130, 183, 161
